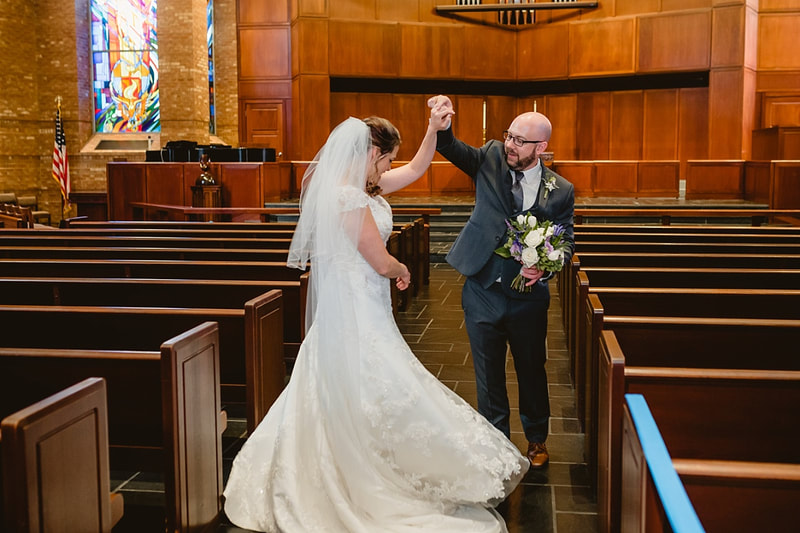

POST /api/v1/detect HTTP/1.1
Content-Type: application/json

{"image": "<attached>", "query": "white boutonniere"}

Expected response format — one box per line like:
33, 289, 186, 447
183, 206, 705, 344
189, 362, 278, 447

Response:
543, 174, 558, 199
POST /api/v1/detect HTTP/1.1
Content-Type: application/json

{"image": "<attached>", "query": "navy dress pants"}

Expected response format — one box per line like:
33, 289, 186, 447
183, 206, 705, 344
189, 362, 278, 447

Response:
461, 276, 550, 443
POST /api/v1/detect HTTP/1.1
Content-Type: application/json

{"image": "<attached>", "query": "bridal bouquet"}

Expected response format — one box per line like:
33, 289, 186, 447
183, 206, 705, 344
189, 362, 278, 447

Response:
494, 213, 569, 292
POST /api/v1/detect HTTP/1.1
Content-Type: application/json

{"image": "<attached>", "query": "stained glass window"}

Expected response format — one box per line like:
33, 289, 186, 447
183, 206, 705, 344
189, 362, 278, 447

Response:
91, 0, 159, 133
207, 0, 216, 135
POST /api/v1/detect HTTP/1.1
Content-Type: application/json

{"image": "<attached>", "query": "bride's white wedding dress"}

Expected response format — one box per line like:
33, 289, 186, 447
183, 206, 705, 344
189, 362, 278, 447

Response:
223, 185, 527, 532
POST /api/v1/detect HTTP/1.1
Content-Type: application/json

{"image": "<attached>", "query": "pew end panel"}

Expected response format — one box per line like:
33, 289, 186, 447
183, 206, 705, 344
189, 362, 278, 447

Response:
583, 292, 604, 481
597, 330, 625, 533
244, 290, 286, 433
572, 269, 590, 425
1, 377, 122, 533
160, 321, 224, 533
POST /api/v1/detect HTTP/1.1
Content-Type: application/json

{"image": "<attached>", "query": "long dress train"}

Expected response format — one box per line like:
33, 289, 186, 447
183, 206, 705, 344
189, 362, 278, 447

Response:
223, 186, 528, 532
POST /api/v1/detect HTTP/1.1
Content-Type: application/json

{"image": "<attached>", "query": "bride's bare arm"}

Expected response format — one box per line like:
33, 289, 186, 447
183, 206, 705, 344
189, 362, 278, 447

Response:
356, 208, 410, 290
378, 101, 454, 195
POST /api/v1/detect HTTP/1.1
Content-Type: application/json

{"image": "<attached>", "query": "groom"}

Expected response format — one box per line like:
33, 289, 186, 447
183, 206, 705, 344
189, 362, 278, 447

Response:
430, 95, 574, 468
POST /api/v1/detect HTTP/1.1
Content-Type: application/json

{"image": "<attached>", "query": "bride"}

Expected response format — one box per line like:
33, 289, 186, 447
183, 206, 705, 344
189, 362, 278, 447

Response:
223, 101, 529, 532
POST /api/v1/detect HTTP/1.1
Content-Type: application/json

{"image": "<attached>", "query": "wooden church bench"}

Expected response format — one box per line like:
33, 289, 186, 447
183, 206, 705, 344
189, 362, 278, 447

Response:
0, 274, 308, 364
1, 377, 123, 532
1, 321, 226, 532
599, 331, 800, 533
0, 291, 285, 433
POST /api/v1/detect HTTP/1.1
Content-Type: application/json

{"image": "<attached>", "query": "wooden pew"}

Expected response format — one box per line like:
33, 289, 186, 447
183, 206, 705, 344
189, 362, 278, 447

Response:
575, 224, 800, 235
0, 245, 290, 262
579, 287, 800, 467
573, 251, 800, 269
620, 394, 703, 533
0, 227, 296, 239
0, 233, 294, 249
0, 275, 307, 362
573, 208, 800, 226
587, 295, 800, 488
0, 291, 285, 433
1, 377, 124, 532
63, 217, 431, 284
673, 458, 800, 533
574, 231, 800, 244
568, 266, 800, 429
599, 330, 800, 533
0, 322, 226, 532
0, 204, 34, 229
0, 258, 304, 281
622, 392, 800, 533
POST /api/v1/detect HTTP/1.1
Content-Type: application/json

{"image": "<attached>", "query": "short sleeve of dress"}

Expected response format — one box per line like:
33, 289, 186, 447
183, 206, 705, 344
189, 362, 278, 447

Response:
338, 185, 370, 212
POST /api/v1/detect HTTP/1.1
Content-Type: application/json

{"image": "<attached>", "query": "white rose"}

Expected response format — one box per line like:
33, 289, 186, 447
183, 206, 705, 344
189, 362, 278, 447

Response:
547, 248, 564, 262
526, 214, 537, 227
516, 214, 526, 225
524, 229, 544, 248
521, 247, 539, 267
545, 225, 554, 237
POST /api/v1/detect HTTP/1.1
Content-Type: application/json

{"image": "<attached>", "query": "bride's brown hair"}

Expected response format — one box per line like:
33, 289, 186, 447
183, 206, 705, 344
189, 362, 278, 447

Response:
363, 116, 401, 196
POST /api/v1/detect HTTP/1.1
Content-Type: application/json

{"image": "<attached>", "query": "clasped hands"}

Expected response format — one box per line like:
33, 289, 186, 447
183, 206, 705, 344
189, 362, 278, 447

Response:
427, 95, 455, 130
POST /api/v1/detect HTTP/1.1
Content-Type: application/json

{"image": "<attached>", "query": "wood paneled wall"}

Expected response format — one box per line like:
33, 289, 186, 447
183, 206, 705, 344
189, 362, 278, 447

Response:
233, 0, 800, 185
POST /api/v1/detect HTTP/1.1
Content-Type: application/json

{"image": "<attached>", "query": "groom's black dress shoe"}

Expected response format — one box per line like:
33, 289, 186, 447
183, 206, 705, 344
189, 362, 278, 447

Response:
527, 442, 549, 469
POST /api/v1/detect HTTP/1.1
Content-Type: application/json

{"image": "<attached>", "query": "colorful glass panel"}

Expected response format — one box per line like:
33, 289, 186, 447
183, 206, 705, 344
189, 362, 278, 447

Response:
91, 0, 159, 132
207, 0, 215, 135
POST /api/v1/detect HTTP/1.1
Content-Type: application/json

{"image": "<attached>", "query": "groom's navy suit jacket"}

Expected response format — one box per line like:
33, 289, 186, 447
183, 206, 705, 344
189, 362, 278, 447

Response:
437, 127, 575, 300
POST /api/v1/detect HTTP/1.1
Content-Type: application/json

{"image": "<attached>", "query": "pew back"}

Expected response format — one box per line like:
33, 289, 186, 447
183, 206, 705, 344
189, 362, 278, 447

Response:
1, 377, 121, 533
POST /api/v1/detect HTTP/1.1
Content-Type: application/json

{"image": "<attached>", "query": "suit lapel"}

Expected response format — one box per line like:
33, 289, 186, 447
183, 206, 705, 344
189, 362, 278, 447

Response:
537, 167, 553, 211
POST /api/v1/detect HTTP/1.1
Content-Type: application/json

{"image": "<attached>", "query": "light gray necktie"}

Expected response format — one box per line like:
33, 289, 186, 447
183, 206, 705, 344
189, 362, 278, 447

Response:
512, 170, 524, 212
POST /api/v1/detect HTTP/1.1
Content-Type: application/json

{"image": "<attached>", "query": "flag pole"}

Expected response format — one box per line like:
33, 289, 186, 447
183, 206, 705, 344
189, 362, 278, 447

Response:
53, 95, 71, 220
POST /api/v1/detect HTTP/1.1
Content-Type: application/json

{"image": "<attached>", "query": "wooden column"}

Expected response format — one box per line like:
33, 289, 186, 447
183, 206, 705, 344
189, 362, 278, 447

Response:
291, 4, 330, 160
708, 0, 759, 159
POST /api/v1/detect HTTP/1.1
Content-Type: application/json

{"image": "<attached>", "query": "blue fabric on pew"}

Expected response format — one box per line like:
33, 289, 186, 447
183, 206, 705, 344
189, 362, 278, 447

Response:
625, 394, 705, 533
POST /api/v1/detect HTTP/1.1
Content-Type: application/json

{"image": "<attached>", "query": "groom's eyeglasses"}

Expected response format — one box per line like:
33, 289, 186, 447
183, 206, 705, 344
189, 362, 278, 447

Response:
503, 131, 544, 147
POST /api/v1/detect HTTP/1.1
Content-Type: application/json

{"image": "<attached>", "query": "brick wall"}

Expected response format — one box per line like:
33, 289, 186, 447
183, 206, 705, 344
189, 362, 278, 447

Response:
0, 0, 240, 224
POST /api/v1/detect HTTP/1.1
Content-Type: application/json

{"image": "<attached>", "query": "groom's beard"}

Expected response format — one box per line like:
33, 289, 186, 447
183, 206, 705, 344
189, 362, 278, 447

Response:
505, 148, 537, 171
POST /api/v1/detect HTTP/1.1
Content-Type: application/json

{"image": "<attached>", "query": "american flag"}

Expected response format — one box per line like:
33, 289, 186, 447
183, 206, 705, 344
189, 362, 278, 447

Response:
52, 101, 70, 207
